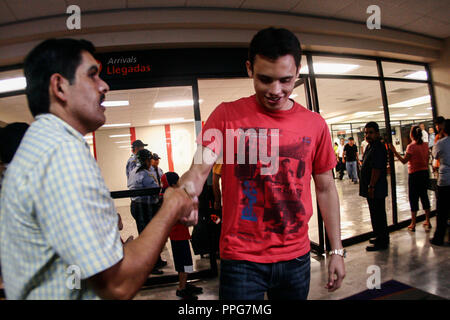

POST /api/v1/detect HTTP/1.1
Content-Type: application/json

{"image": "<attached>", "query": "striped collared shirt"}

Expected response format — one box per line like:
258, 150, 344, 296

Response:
0, 114, 123, 299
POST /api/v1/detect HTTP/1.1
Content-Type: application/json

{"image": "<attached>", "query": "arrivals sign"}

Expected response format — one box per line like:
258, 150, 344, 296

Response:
96, 48, 248, 82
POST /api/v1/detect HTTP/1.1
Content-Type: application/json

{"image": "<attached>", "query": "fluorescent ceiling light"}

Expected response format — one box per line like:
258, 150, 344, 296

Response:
118, 145, 131, 149
300, 63, 359, 74
102, 123, 130, 128
391, 114, 408, 117
149, 118, 194, 125
404, 71, 427, 80
354, 111, 382, 117
325, 116, 347, 124
389, 95, 430, 108
109, 134, 131, 138
154, 99, 203, 108
102, 100, 129, 107
415, 113, 430, 116
114, 140, 131, 144
0, 77, 26, 93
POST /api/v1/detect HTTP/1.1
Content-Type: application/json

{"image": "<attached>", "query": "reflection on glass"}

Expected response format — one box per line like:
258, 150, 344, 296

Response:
316, 79, 387, 240
385, 81, 436, 223
382, 62, 427, 80
306, 56, 378, 76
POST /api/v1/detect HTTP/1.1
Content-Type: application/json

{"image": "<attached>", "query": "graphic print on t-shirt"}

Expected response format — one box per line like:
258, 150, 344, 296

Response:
233, 127, 312, 236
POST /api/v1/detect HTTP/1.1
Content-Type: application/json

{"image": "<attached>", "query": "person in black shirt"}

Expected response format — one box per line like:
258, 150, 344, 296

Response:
343, 137, 359, 184
360, 122, 389, 251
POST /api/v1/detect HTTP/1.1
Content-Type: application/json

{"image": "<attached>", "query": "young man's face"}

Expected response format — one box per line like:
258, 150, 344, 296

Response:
340, 139, 345, 145
349, 139, 354, 146
65, 51, 109, 135
246, 54, 299, 111
364, 127, 379, 143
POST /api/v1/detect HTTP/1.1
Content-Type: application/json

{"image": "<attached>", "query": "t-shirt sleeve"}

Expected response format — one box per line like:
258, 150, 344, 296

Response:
312, 118, 337, 174
432, 141, 440, 159
35, 142, 124, 280
196, 104, 225, 156
372, 143, 387, 169
405, 143, 413, 156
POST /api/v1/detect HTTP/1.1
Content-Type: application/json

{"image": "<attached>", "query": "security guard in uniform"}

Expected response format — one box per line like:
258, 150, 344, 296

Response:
127, 148, 159, 234
126, 139, 148, 182
128, 148, 165, 274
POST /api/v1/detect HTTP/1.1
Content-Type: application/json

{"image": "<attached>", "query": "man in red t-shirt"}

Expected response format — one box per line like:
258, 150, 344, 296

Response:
177, 27, 345, 300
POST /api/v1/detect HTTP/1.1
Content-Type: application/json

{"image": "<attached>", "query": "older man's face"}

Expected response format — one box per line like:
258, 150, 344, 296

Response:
64, 51, 110, 135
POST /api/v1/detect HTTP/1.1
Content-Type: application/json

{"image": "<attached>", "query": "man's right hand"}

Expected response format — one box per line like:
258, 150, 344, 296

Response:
162, 186, 195, 222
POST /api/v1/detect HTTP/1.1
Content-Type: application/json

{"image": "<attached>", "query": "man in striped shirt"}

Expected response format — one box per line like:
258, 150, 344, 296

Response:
0, 38, 195, 299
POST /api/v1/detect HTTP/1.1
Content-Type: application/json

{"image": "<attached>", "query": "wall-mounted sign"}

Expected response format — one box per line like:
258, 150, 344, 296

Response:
96, 48, 248, 83
104, 56, 151, 76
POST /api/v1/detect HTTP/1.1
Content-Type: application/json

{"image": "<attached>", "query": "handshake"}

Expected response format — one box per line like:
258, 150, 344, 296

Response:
162, 181, 199, 226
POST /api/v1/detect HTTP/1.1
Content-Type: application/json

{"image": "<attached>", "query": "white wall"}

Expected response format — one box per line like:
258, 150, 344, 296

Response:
135, 125, 168, 173
170, 122, 197, 176
95, 127, 131, 192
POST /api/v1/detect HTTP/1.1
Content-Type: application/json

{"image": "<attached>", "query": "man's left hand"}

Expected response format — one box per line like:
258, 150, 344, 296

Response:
325, 255, 346, 292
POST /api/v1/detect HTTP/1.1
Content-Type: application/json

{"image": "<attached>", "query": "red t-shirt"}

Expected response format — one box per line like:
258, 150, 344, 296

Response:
169, 223, 191, 241
406, 141, 429, 174
196, 95, 336, 263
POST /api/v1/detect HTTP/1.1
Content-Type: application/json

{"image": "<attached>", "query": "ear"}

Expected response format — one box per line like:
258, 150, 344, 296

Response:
49, 73, 69, 104
245, 60, 253, 78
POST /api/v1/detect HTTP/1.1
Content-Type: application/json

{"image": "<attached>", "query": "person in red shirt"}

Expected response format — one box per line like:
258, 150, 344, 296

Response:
389, 126, 431, 231
177, 27, 345, 300
162, 172, 203, 300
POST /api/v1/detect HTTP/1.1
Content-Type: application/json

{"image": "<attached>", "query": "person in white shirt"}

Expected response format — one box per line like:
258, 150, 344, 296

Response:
337, 138, 346, 179
420, 123, 428, 146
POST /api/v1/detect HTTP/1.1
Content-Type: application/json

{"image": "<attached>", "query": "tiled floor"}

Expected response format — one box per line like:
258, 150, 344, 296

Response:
134, 218, 450, 300
127, 161, 448, 301
2, 161, 446, 300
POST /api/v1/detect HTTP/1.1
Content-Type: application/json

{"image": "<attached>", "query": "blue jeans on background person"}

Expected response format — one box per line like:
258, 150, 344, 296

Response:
346, 161, 358, 182
219, 252, 310, 300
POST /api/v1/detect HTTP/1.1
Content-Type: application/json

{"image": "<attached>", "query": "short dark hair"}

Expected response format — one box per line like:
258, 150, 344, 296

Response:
435, 116, 445, 125
24, 38, 95, 117
365, 121, 380, 132
348, 137, 354, 141
248, 27, 302, 70
136, 149, 152, 171
444, 119, 450, 135
0, 122, 29, 163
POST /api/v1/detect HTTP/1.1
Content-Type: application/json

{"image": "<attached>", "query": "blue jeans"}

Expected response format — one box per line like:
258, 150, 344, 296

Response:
346, 161, 358, 182
219, 252, 310, 300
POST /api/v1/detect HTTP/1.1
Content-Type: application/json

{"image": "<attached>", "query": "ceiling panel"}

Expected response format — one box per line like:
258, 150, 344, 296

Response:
333, 0, 402, 23
396, 0, 449, 16
401, 16, 450, 38
0, 0, 16, 24
127, 0, 186, 8
5, 0, 67, 20
68, 0, 127, 12
426, 3, 450, 25
186, 0, 243, 8
290, 0, 355, 17
240, 0, 300, 12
